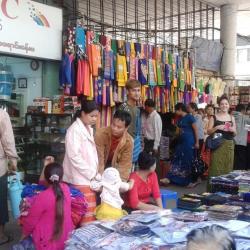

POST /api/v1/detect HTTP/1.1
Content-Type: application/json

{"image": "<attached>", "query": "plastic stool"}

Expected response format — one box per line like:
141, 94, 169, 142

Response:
160, 189, 178, 209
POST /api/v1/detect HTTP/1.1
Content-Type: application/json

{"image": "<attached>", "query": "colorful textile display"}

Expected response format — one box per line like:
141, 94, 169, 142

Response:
60, 28, 200, 126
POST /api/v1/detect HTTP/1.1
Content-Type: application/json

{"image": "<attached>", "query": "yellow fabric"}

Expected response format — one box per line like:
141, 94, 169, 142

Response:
116, 55, 128, 87
130, 43, 136, 58
95, 202, 128, 220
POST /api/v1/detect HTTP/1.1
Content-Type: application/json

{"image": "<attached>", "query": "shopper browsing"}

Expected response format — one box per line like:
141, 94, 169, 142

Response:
125, 152, 163, 211
207, 95, 236, 180
95, 110, 134, 181
0, 108, 19, 246
63, 100, 99, 224
20, 163, 73, 250
118, 79, 141, 138
141, 99, 162, 155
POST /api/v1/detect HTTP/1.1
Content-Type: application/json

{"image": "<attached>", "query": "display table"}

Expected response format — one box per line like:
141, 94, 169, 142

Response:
66, 210, 250, 250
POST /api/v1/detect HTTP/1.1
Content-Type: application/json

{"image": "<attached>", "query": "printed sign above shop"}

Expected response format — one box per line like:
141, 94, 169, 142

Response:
0, 0, 62, 60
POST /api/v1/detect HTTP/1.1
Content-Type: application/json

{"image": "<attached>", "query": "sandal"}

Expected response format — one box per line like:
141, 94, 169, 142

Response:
0, 235, 13, 246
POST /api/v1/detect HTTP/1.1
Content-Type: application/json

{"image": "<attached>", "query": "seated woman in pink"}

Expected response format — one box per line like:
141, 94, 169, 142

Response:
21, 163, 74, 250
125, 152, 163, 211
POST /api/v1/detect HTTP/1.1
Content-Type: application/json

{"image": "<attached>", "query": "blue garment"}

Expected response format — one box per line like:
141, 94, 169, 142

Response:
168, 114, 196, 186
138, 59, 147, 85
75, 26, 86, 51
165, 64, 171, 90
59, 53, 72, 86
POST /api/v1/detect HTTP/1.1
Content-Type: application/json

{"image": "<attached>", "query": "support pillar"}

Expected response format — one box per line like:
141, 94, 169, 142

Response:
220, 4, 238, 77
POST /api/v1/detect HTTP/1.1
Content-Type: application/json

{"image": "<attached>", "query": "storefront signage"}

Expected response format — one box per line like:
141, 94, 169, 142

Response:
0, 0, 62, 60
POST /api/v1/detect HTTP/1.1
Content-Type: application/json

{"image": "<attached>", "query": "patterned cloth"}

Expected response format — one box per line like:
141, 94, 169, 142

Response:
73, 185, 96, 224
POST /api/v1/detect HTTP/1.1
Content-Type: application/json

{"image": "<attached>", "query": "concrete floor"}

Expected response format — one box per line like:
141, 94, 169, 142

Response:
1, 180, 207, 250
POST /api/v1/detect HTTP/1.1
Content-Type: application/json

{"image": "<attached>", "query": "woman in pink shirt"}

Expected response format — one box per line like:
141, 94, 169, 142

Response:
63, 100, 99, 224
21, 163, 73, 250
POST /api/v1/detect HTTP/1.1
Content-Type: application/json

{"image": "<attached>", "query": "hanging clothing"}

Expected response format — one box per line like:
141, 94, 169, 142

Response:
165, 64, 171, 90
138, 59, 147, 85
117, 40, 125, 56
76, 59, 83, 95
90, 44, 102, 77
104, 50, 115, 80
148, 59, 157, 86
178, 69, 185, 91
59, 53, 72, 87
129, 57, 137, 80
75, 26, 86, 51
116, 54, 128, 87
134, 43, 141, 57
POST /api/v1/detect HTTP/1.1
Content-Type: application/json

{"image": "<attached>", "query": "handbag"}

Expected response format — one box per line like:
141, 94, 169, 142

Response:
205, 132, 223, 150
191, 150, 207, 179
132, 109, 142, 162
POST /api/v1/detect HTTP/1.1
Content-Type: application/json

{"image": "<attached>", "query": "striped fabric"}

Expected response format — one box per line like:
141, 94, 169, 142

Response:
73, 185, 96, 224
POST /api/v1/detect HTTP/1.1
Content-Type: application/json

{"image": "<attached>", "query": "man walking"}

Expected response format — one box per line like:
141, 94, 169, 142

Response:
0, 109, 18, 246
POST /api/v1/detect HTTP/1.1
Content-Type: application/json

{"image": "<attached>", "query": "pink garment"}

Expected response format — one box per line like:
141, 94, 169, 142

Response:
63, 118, 98, 185
21, 183, 73, 250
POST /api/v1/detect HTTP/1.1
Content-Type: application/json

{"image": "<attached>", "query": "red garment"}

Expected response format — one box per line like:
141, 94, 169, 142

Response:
125, 172, 161, 209
107, 136, 121, 165
76, 60, 83, 95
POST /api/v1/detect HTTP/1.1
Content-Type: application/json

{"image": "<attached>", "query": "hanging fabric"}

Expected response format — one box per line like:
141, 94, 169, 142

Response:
116, 54, 127, 87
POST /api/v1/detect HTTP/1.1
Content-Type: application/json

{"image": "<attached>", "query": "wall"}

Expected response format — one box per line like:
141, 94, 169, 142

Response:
0, 55, 42, 106
0, 55, 60, 124
236, 45, 250, 81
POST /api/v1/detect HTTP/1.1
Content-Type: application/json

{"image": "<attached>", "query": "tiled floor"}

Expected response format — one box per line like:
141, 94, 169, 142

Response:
1, 180, 207, 250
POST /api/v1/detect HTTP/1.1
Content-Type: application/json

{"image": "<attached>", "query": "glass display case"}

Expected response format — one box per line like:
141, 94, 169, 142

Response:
23, 113, 73, 183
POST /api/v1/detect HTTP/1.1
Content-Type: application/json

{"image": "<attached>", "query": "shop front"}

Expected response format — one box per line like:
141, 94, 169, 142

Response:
0, 0, 63, 181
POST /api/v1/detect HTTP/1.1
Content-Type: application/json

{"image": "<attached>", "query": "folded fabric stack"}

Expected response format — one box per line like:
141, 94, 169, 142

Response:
203, 193, 228, 206
207, 205, 242, 220
65, 224, 112, 250
210, 176, 239, 194
177, 197, 202, 211
172, 211, 208, 222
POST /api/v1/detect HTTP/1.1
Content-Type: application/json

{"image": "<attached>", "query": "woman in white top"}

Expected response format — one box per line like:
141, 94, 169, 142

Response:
63, 100, 99, 224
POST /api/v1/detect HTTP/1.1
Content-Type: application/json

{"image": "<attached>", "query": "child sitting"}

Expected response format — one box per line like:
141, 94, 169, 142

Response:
20, 162, 74, 250
90, 167, 134, 220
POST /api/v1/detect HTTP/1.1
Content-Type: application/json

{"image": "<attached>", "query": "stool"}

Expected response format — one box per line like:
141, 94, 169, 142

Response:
160, 189, 178, 209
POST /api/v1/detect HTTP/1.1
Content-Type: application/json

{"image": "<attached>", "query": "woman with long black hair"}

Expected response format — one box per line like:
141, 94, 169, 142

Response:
21, 163, 73, 249
63, 99, 99, 224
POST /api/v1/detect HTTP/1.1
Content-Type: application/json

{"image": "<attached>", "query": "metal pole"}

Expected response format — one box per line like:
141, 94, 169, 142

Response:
163, 0, 166, 47
193, 0, 195, 39
200, 1, 202, 37
206, 4, 209, 39
178, 0, 181, 48
155, 0, 157, 46
212, 7, 215, 40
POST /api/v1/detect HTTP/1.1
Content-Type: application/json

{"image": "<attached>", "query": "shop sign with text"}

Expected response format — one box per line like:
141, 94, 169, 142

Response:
0, 0, 62, 60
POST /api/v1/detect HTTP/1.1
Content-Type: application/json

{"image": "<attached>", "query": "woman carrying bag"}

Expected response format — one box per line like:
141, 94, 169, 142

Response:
207, 95, 236, 183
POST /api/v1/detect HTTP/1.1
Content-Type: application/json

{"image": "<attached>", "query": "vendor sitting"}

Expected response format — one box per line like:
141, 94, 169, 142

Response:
125, 151, 163, 211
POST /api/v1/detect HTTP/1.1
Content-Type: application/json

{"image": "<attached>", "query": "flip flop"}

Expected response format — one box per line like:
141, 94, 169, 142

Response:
0, 235, 13, 246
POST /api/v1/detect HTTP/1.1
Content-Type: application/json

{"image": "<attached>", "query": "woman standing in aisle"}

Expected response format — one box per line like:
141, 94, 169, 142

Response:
207, 95, 236, 180
63, 100, 99, 224
167, 103, 199, 187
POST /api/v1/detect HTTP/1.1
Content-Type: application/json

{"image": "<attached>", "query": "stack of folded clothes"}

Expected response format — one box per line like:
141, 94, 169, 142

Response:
203, 193, 228, 206
207, 205, 243, 220
177, 197, 202, 211
210, 176, 239, 194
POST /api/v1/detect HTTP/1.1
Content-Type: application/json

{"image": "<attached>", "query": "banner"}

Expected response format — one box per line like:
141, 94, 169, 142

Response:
0, 0, 62, 60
